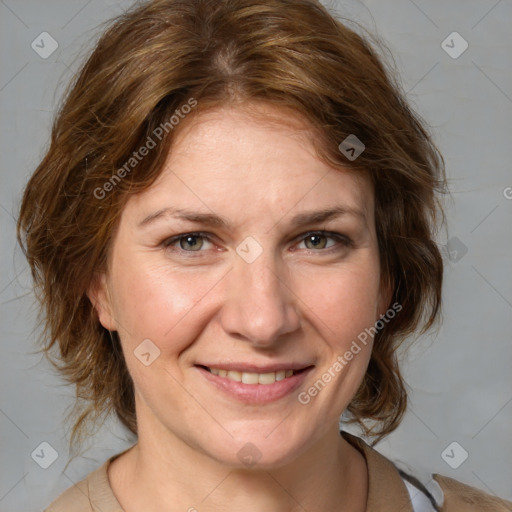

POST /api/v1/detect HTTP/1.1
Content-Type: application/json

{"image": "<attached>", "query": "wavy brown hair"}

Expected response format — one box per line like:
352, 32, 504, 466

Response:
17, 0, 446, 456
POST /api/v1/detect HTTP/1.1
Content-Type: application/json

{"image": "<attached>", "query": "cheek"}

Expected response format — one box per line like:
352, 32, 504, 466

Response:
294, 260, 381, 346
110, 256, 220, 350
292, 262, 380, 406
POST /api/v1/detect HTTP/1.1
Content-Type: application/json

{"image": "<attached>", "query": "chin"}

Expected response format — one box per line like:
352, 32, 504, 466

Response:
210, 428, 307, 470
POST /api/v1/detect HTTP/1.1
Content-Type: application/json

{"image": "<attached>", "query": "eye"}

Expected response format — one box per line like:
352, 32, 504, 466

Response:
294, 231, 352, 253
162, 232, 214, 253
161, 230, 352, 256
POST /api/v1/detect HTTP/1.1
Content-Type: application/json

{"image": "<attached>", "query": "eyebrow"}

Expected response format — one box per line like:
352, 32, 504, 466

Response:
138, 205, 367, 230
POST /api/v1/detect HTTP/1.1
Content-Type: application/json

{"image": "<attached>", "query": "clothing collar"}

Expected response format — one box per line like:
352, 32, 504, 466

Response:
341, 430, 414, 512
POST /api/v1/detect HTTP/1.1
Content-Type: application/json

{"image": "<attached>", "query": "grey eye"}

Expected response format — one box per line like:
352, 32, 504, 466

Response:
178, 235, 205, 251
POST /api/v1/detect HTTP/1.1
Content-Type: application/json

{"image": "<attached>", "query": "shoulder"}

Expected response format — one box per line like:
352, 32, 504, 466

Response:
398, 463, 512, 511
341, 430, 511, 512
43, 472, 94, 512
43, 452, 127, 512
433, 473, 512, 511
398, 467, 512, 512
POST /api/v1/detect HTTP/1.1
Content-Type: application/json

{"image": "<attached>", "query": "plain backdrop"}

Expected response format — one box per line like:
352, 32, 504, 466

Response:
1, 0, 511, 510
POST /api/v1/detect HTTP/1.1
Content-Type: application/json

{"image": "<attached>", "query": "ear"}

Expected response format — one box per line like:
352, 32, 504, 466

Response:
87, 272, 117, 331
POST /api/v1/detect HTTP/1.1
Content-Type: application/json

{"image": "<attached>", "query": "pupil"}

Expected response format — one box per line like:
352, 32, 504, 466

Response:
183, 235, 201, 250
309, 235, 324, 248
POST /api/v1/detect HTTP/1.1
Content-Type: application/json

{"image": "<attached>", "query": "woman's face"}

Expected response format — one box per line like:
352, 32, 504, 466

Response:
94, 103, 390, 467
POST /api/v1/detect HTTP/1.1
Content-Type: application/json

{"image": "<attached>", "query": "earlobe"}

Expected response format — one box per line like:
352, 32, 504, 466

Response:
87, 272, 117, 330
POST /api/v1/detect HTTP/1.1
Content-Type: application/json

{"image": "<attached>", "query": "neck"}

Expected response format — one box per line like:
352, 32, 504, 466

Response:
109, 406, 368, 512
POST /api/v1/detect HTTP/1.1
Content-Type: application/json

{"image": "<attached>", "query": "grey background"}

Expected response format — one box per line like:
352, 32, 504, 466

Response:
1, 0, 511, 510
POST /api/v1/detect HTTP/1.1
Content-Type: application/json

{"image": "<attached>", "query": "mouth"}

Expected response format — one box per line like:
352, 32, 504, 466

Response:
195, 364, 311, 385
194, 364, 314, 404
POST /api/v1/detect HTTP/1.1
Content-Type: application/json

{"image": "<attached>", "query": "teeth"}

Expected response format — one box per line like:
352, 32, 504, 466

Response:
227, 370, 242, 382
207, 367, 298, 385
257, 372, 275, 385
242, 372, 260, 384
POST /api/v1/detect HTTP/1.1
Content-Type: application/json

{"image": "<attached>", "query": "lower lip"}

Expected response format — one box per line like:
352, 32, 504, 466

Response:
195, 366, 314, 404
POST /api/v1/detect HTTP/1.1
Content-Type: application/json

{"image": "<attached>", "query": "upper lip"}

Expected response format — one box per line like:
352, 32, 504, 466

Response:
195, 363, 314, 373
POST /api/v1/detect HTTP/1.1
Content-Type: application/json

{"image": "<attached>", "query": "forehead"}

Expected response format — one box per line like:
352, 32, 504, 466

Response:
171, 101, 318, 151
124, 103, 374, 227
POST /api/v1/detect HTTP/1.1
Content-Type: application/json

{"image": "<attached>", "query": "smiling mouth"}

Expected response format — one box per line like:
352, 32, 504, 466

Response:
196, 365, 310, 385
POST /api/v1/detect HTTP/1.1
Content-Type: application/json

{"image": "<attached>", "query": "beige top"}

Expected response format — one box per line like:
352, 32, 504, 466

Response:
44, 432, 512, 512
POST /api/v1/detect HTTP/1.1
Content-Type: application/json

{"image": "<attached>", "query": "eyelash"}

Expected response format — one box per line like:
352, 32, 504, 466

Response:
161, 230, 352, 257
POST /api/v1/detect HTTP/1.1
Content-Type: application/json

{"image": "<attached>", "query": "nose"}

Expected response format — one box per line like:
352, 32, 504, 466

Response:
220, 250, 301, 347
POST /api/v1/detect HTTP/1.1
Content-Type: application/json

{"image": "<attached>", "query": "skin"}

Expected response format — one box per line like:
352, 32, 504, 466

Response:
89, 102, 391, 512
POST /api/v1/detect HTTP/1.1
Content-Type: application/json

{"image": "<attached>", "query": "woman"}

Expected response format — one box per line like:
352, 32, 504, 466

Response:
17, 0, 512, 510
